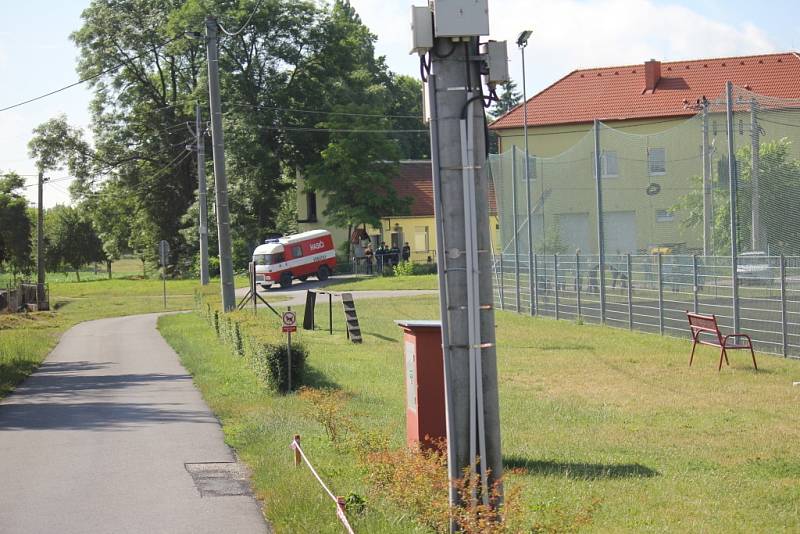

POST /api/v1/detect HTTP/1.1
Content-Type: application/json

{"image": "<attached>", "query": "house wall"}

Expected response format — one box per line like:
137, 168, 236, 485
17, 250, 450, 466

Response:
493, 116, 719, 253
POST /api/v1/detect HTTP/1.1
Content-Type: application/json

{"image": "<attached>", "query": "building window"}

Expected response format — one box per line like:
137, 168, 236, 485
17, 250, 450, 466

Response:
656, 209, 674, 223
648, 148, 666, 175
306, 191, 317, 222
602, 150, 618, 177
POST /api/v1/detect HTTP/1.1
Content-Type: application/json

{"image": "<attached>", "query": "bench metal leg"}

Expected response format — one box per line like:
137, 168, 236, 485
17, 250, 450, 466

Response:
718, 348, 729, 372
689, 338, 698, 367
749, 343, 758, 371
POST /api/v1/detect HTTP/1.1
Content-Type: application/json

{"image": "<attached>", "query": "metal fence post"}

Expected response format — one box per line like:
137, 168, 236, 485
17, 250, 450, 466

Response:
576, 252, 582, 320
511, 146, 521, 313
594, 120, 606, 324
498, 252, 505, 310
533, 253, 539, 316
657, 253, 664, 335
726, 81, 741, 333
692, 254, 699, 314
554, 253, 560, 320
780, 254, 788, 357
627, 254, 633, 330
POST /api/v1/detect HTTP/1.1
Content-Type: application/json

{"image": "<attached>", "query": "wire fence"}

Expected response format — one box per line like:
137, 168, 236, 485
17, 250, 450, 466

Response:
490, 85, 800, 358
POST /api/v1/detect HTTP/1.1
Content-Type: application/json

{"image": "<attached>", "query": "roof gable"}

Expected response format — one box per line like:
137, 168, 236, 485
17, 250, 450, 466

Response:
392, 161, 497, 217
491, 52, 800, 130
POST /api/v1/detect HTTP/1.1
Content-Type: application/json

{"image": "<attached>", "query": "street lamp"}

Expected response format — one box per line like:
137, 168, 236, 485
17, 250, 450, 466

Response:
517, 29, 537, 310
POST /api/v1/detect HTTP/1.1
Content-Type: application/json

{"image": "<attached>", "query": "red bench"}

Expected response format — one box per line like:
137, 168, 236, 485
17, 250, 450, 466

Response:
686, 312, 758, 371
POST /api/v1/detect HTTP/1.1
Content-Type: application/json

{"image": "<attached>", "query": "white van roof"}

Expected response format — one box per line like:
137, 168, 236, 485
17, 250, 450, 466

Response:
252, 229, 331, 256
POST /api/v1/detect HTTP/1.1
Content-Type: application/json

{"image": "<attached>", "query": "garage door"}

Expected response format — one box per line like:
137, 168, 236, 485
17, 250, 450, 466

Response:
558, 213, 591, 254
603, 211, 637, 254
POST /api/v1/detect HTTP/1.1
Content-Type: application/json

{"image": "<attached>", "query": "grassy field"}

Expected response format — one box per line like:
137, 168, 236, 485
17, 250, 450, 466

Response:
324, 274, 438, 291
0, 257, 148, 285
0, 275, 250, 398
160, 296, 800, 532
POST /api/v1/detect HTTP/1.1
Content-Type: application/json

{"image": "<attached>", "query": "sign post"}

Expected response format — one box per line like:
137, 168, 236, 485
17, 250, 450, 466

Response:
159, 240, 170, 309
282, 308, 297, 391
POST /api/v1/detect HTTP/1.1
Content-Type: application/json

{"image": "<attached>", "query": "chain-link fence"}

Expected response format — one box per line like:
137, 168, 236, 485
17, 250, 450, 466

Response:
490, 85, 800, 359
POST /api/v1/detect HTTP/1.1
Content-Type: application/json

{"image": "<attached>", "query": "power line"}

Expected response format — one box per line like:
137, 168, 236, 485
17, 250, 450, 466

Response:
225, 102, 424, 120
0, 36, 181, 113
218, 0, 265, 37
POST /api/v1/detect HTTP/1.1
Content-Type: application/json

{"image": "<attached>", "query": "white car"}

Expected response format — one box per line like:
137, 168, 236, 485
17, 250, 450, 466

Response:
737, 251, 775, 286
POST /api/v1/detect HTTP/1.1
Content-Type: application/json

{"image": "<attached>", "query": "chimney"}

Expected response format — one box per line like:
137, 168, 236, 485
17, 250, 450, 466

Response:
644, 59, 661, 92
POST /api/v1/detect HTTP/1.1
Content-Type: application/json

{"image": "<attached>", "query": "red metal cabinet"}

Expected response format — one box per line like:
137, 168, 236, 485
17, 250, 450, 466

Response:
395, 320, 446, 449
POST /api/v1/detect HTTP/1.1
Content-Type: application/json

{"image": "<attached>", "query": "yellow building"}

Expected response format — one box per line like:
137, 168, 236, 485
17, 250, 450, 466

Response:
297, 160, 499, 263
490, 53, 800, 255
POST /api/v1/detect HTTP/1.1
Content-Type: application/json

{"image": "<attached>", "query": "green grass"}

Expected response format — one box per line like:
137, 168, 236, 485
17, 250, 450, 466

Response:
161, 296, 800, 532
0, 275, 253, 399
324, 274, 438, 291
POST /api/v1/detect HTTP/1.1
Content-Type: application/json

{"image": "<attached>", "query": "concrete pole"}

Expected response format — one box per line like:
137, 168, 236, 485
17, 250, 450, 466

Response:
428, 36, 502, 512
702, 100, 713, 255
205, 16, 236, 311
726, 81, 740, 332
521, 43, 534, 315
750, 98, 762, 251
36, 170, 46, 305
593, 120, 606, 323
196, 103, 210, 286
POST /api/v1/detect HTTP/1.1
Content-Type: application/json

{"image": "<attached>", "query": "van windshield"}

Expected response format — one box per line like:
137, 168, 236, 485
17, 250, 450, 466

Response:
253, 253, 284, 265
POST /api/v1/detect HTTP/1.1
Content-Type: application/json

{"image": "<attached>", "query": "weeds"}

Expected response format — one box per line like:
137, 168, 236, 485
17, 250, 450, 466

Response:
298, 386, 353, 443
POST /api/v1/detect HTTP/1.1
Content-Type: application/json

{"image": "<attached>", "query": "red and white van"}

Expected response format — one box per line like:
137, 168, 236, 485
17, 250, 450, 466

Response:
252, 229, 336, 289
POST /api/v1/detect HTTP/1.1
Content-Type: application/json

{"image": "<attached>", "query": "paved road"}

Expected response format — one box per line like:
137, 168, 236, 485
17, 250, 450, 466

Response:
235, 275, 438, 309
0, 314, 269, 534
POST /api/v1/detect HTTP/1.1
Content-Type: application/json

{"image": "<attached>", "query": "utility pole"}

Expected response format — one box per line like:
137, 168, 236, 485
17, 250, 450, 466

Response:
421, 8, 504, 517
36, 170, 46, 307
196, 103, 210, 285
518, 30, 534, 315
205, 16, 235, 311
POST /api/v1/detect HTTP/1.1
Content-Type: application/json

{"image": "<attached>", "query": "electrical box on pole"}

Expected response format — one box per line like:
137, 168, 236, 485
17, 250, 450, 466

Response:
433, 0, 490, 37
480, 40, 510, 84
410, 5, 434, 55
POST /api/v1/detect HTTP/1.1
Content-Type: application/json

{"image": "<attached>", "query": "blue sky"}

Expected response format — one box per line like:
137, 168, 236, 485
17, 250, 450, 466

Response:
1, 0, 797, 206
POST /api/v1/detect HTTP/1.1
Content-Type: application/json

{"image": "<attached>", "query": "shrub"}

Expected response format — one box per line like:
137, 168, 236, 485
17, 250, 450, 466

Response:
246, 337, 307, 394
393, 261, 415, 277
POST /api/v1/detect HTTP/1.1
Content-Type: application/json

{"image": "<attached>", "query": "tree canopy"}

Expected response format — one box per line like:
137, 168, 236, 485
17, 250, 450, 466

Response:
63, 0, 424, 269
0, 172, 33, 276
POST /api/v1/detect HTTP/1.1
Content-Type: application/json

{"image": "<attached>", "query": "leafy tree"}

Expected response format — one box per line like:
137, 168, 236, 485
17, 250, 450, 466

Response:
0, 172, 33, 278
43, 205, 105, 281
300, 2, 412, 253
672, 138, 800, 255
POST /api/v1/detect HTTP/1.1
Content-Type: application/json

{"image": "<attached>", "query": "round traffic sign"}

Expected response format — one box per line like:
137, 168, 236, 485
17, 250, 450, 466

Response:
282, 311, 297, 327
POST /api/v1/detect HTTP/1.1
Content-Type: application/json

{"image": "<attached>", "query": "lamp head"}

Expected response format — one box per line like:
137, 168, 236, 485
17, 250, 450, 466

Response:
516, 30, 532, 48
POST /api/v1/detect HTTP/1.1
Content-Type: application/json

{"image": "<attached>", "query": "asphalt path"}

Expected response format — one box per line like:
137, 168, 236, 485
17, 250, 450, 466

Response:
0, 314, 269, 534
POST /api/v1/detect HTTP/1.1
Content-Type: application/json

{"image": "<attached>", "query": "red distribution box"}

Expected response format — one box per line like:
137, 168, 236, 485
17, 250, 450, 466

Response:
395, 320, 447, 450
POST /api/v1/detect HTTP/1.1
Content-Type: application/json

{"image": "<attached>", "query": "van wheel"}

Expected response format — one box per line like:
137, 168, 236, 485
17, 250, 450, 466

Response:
279, 273, 293, 288
317, 265, 330, 281
298, 275, 309, 282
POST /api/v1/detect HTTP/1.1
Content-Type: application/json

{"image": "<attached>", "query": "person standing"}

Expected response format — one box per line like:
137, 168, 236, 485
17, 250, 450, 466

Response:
389, 243, 400, 267
364, 244, 374, 274
402, 242, 411, 263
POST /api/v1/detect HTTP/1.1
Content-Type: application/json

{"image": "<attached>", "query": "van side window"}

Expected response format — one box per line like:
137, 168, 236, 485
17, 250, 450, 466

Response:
292, 245, 303, 258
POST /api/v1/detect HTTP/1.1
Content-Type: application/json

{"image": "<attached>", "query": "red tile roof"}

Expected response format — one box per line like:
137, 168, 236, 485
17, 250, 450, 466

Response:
491, 52, 800, 130
392, 161, 497, 216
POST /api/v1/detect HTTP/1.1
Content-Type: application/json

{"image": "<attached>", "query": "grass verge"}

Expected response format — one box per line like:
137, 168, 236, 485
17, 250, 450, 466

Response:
161, 295, 800, 532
